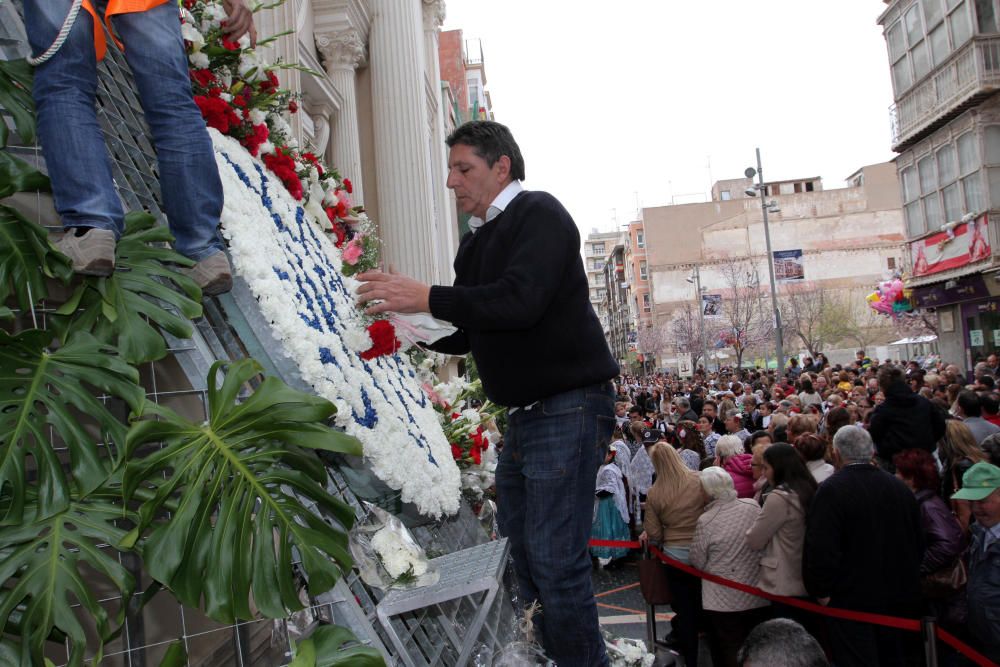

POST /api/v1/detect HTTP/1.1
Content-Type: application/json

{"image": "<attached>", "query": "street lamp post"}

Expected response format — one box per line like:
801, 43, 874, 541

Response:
689, 265, 709, 374
747, 148, 785, 379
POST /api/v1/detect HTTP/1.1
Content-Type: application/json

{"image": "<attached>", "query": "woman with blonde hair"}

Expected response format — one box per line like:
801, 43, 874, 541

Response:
641, 443, 706, 667
938, 419, 987, 531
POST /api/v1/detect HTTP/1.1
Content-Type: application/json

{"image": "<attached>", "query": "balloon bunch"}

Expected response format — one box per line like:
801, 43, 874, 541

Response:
866, 278, 913, 319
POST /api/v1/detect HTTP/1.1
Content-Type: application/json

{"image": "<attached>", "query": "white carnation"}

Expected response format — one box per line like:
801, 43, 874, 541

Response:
343, 327, 374, 353
249, 109, 266, 125
188, 51, 210, 69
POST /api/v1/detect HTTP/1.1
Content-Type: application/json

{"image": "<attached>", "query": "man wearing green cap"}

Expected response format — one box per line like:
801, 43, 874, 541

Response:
952, 461, 1000, 662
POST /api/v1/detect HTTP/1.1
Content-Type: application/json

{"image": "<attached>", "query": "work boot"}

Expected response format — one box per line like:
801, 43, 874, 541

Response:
185, 251, 233, 296
55, 228, 116, 277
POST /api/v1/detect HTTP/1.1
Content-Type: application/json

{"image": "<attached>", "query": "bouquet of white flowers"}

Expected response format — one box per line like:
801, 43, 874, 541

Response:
603, 633, 656, 667
349, 503, 439, 590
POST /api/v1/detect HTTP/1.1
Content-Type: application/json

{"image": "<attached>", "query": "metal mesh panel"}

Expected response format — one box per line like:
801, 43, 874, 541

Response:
2, 4, 516, 663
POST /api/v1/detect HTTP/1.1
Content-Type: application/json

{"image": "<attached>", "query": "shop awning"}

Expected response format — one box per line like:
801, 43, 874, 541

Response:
888, 335, 938, 346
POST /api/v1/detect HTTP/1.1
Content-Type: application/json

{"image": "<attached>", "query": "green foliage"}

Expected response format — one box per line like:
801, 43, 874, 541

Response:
0, 59, 36, 147
0, 205, 72, 312
290, 625, 386, 667
52, 211, 204, 364
123, 359, 362, 624
0, 329, 143, 524
0, 490, 137, 667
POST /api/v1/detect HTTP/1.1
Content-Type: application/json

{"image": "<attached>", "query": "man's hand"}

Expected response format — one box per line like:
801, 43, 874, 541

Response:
356, 270, 431, 315
638, 530, 648, 546
818, 597, 830, 606
222, 0, 257, 47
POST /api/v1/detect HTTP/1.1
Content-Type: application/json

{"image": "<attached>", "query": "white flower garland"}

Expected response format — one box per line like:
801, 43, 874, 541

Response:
210, 129, 461, 518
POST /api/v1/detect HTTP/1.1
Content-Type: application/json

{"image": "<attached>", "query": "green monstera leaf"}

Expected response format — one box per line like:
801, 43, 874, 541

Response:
52, 211, 204, 364
123, 359, 363, 624
0, 205, 72, 313
0, 489, 137, 667
289, 625, 385, 667
0, 59, 36, 148
0, 329, 143, 524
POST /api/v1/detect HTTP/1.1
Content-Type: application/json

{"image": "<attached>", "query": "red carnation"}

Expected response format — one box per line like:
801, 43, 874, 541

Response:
194, 94, 240, 133
360, 320, 401, 360
190, 69, 215, 88
222, 37, 241, 51
231, 94, 247, 108
343, 178, 353, 194
289, 100, 298, 113
470, 446, 482, 465
263, 149, 303, 199
326, 218, 347, 247
240, 123, 269, 157
301, 152, 324, 177
451, 444, 463, 460
259, 70, 280, 94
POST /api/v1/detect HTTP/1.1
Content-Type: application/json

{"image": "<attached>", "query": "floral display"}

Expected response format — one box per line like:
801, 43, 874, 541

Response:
212, 130, 460, 517
604, 635, 656, 667
350, 504, 438, 589
183, 0, 461, 516
425, 378, 502, 502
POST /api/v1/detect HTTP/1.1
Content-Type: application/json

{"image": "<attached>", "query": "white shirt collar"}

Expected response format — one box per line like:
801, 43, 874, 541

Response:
468, 180, 524, 232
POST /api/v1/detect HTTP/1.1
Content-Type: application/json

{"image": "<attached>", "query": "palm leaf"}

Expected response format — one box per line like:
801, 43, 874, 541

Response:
0, 205, 72, 312
123, 359, 363, 624
52, 211, 203, 364
289, 625, 385, 667
0, 489, 136, 667
0, 59, 36, 147
0, 329, 143, 524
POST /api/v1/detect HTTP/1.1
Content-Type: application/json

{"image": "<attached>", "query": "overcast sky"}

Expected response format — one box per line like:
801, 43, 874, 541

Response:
442, 1, 896, 237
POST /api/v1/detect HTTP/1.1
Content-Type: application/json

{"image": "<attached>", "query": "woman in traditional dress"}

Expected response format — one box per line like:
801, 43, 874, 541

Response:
590, 444, 631, 567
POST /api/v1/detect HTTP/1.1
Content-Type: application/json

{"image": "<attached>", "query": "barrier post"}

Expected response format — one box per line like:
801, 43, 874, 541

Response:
922, 616, 938, 667
643, 545, 657, 651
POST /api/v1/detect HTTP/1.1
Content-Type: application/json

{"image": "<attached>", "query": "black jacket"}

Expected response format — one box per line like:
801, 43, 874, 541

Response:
803, 465, 924, 612
868, 381, 946, 462
428, 190, 619, 406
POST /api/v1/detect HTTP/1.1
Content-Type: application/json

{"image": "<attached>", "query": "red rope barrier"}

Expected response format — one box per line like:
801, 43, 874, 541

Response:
587, 538, 998, 666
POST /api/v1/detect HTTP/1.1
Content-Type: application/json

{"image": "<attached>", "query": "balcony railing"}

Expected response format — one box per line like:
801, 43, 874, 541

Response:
890, 36, 1000, 150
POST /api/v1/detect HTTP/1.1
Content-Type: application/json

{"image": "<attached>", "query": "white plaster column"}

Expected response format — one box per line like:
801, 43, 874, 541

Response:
422, 0, 455, 286
369, 0, 438, 285
316, 29, 366, 205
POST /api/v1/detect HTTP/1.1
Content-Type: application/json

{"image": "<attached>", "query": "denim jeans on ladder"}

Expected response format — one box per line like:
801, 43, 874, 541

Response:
497, 381, 616, 667
24, 0, 225, 260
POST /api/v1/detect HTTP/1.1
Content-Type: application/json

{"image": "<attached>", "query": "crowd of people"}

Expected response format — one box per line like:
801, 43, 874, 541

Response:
590, 351, 1000, 667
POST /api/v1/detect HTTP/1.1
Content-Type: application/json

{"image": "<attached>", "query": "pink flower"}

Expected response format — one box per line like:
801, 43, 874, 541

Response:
342, 238, 364, 265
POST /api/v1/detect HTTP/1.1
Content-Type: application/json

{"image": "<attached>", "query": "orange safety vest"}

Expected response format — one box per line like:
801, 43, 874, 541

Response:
80, 0, 170, 60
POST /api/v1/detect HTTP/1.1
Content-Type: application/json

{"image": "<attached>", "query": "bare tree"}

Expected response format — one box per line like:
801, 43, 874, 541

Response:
779, 283, 856, 358
716, 258, 773, 370
636, 321, 671, 366
668, 302, 705, 369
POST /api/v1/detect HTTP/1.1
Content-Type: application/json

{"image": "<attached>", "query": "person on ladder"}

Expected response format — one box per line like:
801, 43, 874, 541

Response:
23, 0, 255, 295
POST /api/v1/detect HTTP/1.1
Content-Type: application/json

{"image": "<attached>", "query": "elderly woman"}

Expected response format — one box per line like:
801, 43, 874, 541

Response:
640, 443, 706, 667
691, 467, 770, 667
716, 434, 755, 498
794, 433, 834, 484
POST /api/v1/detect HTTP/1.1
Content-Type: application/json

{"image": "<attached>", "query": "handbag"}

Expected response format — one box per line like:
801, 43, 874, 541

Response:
638, 550, 671, 605
920, 558, 967, 599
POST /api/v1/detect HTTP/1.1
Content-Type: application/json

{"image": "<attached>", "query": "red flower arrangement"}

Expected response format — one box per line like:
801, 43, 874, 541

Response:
342, 178, 353, 194
241, 123, 269, 157
288, 100, 298, 113
262, 148, 303, 200
360, 320, 401, 360
191, 68, 216, 88
301, 152, 324, 177
221, 37, 241, 51
194, 94, 240, 133
325, 217, 347, 247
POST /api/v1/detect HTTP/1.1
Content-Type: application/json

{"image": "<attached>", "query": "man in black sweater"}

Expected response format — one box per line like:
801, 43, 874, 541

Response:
803, 425, 923, 667
357, 121, 619, 666
868, 365, 945, 468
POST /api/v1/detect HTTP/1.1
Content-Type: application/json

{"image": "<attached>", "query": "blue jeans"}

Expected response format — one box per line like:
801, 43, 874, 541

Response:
24, 0, 225, 260
497, 381, 616, 667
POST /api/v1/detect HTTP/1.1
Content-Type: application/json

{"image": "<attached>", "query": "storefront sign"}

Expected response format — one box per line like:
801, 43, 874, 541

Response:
971, 329, 985, 346
910, 214, 991, 277
911, 275, 989, 309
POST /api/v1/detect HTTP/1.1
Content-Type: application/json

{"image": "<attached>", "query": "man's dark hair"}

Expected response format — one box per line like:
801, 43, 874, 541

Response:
737, 618, 828, 666
981, 392, 1000, 416
877, 365, 904, 393
981, 376, 997, 390
958, 390, 983, 417
445, 121, 526, 181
